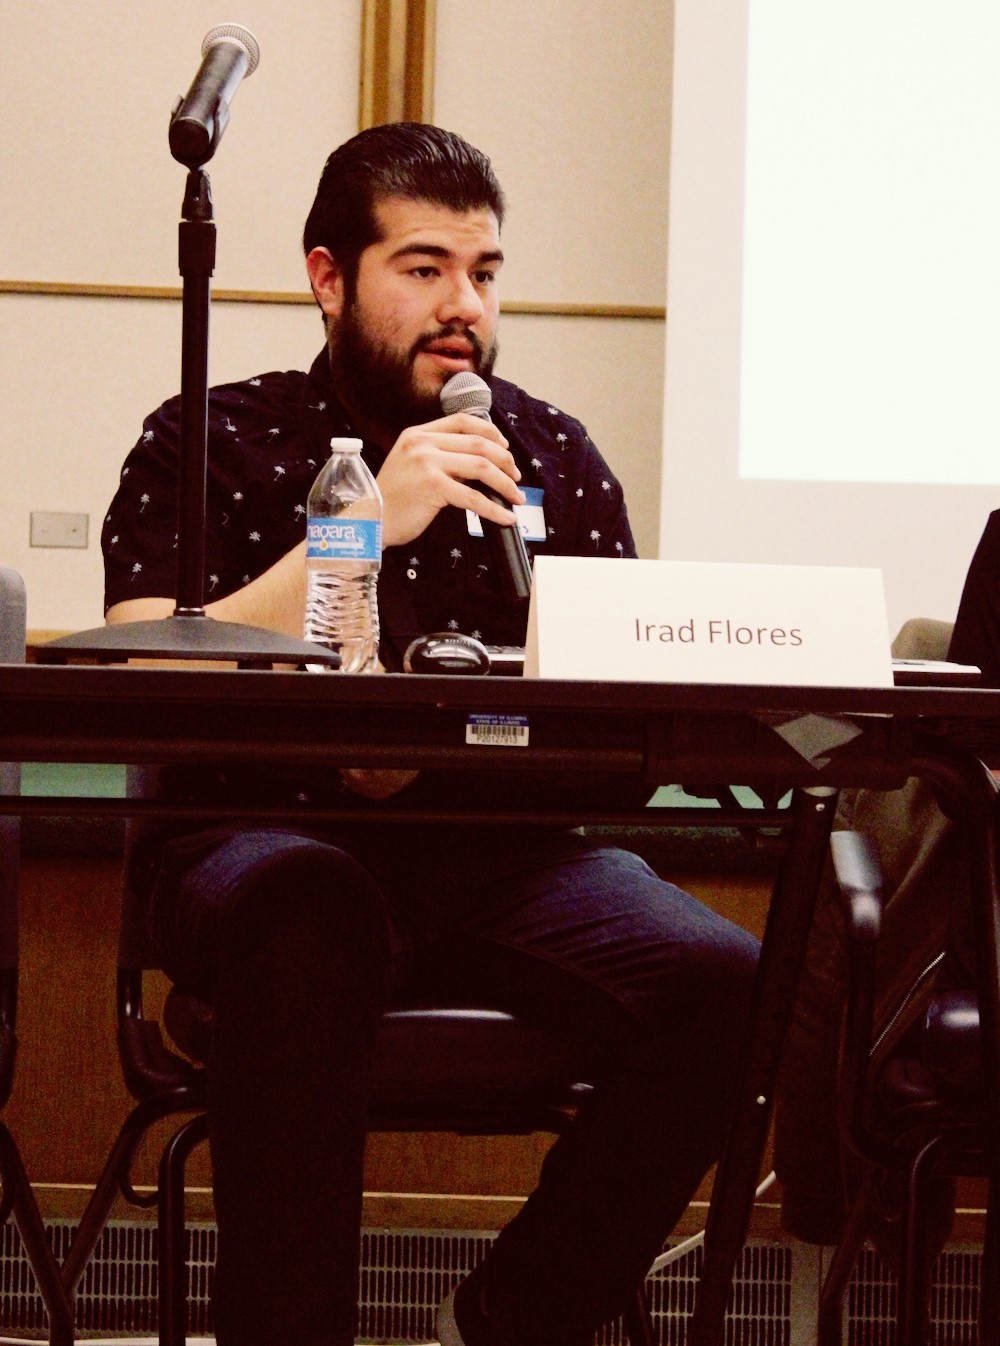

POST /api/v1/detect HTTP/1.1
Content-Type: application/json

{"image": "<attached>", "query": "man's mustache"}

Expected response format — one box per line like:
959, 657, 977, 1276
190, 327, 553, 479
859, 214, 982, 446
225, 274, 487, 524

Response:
410, 327, 487, 364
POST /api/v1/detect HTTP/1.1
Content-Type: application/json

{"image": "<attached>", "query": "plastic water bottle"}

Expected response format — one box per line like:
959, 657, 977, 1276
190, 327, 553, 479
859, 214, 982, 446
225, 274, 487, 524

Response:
304, 437, 382, 673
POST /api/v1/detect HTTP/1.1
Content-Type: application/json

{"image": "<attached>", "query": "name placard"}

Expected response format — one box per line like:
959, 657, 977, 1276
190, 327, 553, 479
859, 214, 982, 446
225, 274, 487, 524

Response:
523, 557, 893, 686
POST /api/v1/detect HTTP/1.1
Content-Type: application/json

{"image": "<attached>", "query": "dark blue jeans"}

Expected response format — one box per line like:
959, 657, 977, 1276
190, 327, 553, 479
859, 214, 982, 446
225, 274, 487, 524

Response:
147, 823, 760, 1346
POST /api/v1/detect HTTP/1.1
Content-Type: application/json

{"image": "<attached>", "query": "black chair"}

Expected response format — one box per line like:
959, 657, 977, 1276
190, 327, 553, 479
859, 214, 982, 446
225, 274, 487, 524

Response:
0, 567, 74, 1344
60, 788, 658, 1346
817, 828, 1000, 1346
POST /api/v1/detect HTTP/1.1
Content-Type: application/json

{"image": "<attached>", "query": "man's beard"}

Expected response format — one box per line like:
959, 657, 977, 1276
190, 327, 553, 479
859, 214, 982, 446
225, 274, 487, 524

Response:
327, 298, 498, 444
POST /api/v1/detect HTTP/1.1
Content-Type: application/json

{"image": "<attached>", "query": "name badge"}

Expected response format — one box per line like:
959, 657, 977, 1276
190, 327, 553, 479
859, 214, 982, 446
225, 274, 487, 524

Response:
467, 487, 546, 542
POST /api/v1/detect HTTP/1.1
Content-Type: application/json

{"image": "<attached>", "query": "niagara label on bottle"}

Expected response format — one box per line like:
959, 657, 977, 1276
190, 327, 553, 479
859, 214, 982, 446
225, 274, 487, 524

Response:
303, 437, 383, 673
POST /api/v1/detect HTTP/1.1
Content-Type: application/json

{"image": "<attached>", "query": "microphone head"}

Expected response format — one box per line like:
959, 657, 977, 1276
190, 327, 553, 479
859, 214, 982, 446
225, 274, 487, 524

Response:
202, 22, 261, 74
440, 370, 492, 419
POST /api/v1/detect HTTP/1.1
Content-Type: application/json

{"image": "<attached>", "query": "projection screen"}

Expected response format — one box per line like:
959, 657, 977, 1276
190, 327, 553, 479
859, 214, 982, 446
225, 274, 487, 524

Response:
660, 0, 1000, 635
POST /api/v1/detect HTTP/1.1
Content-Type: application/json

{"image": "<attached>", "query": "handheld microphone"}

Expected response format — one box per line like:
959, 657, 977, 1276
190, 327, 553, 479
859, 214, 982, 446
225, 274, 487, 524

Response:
440, 371, 533, 603
169, 24, 260, 168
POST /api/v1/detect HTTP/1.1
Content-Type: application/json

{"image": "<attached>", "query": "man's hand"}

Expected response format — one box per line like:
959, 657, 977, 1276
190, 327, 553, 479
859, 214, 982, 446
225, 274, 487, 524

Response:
377, 412, 525, 549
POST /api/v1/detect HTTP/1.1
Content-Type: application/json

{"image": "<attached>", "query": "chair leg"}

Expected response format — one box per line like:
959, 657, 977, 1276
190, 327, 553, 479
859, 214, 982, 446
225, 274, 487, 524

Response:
60, 1089, 202, 1296
622, 1281, 656, 1346
0, 1123, 75, 1346
158, 1112, 210, 1346
817, 1167, 877, 1346
898, 1137, 941, 1346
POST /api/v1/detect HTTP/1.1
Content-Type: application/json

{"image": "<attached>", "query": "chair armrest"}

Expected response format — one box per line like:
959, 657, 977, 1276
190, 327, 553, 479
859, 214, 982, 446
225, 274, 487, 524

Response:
116, 968, 203, 1100
117, 1017, 203, 1099
829, 830, 885, 1156
922, 990, 982, 1093
830, 830, 883, 941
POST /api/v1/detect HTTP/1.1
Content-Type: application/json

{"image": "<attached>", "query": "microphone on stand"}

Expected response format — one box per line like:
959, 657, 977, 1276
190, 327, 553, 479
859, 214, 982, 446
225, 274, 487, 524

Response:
169, 23, 260, 167
440, 371, 533, 603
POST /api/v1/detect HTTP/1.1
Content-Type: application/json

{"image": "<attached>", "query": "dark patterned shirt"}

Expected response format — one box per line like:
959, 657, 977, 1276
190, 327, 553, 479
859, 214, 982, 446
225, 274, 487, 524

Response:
103, 349, 636, 652
105, 350, 646, 872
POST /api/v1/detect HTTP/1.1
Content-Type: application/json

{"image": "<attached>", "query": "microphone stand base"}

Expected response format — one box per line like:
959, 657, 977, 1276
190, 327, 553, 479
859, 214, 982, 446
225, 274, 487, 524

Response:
35, 615, 340, 669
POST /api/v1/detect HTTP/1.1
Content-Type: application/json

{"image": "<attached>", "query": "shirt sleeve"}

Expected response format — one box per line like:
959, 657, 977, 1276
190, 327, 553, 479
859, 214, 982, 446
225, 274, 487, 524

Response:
102, 401, 184, 611
102, 369, 320, 613
538, 409, 637, 560
572, 428, 638, 559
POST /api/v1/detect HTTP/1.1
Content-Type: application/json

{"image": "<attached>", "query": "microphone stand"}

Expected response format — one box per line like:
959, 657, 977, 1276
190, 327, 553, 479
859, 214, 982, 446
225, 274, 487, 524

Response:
40, 150, 336, 669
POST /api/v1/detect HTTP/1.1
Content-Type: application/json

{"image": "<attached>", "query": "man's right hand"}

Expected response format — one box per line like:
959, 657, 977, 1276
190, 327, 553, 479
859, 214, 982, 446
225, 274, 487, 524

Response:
376, 411, 525, 549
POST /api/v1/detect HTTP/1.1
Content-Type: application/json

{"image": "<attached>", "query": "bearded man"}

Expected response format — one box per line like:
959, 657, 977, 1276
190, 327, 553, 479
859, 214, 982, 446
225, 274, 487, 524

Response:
103, 123, 759, 1346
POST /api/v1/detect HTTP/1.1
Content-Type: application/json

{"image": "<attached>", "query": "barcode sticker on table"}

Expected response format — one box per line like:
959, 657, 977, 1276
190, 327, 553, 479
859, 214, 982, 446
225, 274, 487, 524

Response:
466, 713, 529, 746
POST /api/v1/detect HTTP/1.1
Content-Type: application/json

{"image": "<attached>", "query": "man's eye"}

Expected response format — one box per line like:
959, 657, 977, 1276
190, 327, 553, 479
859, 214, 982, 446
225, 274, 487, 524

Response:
411, 266, 439, 279
473, 270, 496, 285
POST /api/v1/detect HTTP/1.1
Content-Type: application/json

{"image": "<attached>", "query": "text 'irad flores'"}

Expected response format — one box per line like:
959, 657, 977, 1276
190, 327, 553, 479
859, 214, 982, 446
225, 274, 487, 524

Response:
634, 618, 804, 647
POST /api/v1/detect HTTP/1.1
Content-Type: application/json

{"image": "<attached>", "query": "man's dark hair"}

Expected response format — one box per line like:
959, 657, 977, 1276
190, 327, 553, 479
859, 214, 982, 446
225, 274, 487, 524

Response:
303, 123, 506, 283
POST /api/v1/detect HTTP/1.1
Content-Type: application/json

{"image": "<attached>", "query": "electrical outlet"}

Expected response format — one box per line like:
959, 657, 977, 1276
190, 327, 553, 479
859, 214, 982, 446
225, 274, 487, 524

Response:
29, 511, 89, 549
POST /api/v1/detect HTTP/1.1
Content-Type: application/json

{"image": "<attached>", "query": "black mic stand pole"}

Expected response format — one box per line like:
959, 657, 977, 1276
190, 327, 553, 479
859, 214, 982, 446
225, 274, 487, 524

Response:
40, 142, 336, 667
174, 166, 216, 622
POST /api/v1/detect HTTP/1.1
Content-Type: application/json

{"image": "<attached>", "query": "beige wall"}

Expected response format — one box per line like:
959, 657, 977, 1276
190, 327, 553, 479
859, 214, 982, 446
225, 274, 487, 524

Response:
2, 0, 359, 293
1, 1, 670, 631
435, 1, 671, 309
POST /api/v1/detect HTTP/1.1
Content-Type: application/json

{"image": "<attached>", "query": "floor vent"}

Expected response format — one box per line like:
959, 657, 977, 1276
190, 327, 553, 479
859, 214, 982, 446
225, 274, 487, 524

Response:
0, 1220, 983, 1342
846, 1245, 982, 1346
2, 1219, 163, 1337
357, 1236, 794, 1345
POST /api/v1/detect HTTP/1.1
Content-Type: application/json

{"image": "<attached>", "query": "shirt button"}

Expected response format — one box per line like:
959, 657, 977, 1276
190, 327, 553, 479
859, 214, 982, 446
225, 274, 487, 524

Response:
407, 568, 417, 580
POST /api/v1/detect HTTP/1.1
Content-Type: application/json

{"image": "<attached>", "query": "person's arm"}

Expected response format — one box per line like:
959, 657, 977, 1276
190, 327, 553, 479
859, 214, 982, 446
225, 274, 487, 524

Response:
107, 409, 523, 630
106, 539, 308, 634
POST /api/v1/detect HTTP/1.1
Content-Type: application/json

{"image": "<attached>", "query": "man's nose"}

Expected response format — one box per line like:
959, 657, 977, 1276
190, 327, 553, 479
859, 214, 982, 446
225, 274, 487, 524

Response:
437, 274, 484, 327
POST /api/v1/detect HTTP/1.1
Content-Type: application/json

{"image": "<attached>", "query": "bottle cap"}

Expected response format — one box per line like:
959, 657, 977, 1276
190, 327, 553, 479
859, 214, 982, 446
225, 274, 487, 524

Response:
329, 437, 363, 453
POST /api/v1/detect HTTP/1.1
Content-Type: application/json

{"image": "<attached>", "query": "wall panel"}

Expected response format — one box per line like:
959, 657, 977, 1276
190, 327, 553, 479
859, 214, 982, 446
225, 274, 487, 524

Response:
498, 313, 666, 560
1, 1, 360, 292
434, 0, 672, 308
1, 292, 324, 630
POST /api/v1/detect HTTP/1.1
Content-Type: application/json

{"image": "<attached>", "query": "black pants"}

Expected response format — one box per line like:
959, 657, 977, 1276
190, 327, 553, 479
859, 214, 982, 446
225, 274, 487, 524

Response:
148, 825, 760, 1346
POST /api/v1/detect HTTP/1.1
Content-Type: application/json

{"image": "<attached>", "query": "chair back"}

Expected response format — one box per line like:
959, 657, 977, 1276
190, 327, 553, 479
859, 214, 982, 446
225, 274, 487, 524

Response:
891, 617, 955, 662
116, 764, 205, 1099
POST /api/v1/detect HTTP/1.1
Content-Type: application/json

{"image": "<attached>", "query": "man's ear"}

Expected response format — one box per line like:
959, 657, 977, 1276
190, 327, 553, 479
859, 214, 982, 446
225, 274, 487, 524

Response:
305, 247, 346, 321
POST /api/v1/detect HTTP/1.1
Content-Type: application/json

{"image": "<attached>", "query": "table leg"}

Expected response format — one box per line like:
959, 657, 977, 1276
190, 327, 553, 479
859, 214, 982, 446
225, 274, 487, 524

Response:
688, 784, 837, 1346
